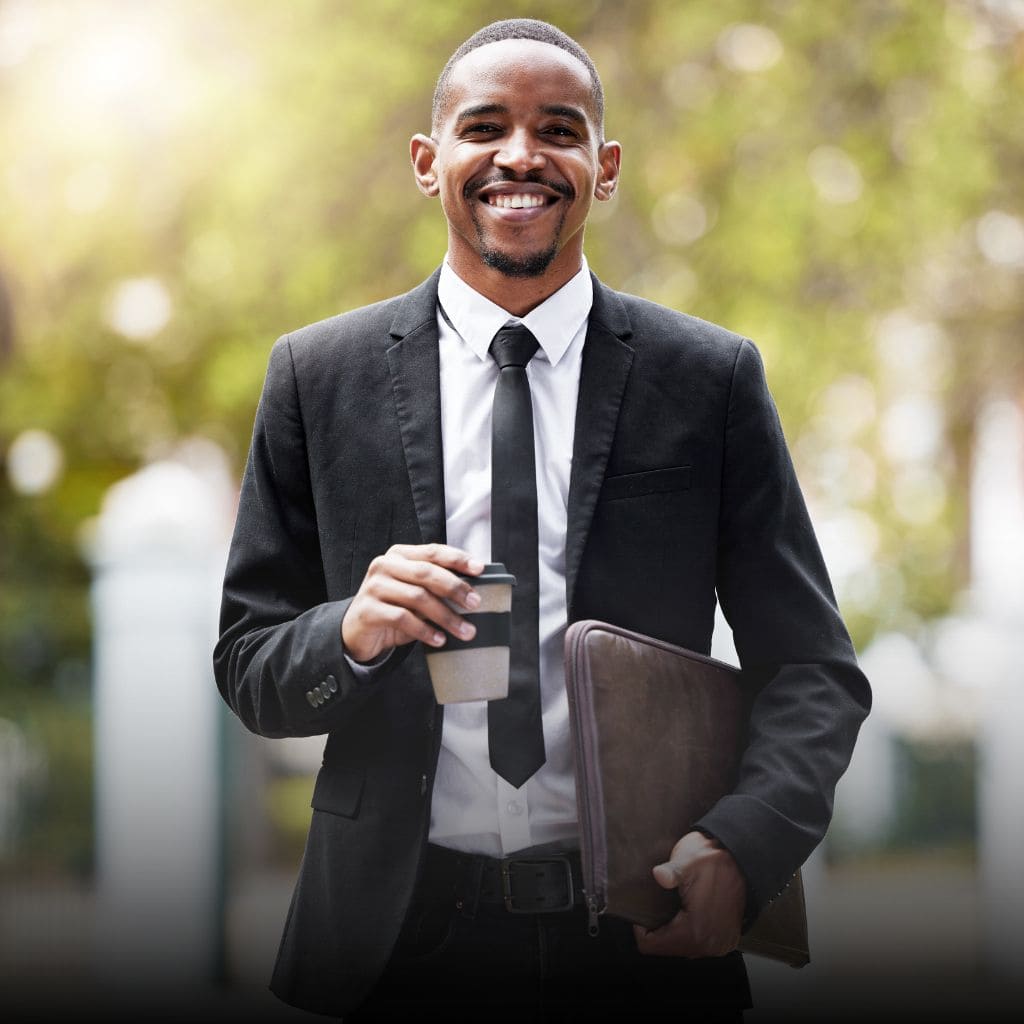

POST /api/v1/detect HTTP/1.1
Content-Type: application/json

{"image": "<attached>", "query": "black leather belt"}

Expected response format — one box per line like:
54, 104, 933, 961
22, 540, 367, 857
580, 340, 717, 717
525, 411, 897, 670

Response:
421, 844, 585, 915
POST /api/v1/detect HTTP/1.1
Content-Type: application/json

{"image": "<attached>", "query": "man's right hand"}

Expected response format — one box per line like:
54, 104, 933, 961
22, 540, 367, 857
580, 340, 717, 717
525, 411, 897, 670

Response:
340, 544, 484, 664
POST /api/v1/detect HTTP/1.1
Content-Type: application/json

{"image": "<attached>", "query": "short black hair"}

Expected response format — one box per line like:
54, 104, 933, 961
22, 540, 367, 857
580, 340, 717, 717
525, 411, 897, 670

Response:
431, 18, 604, 135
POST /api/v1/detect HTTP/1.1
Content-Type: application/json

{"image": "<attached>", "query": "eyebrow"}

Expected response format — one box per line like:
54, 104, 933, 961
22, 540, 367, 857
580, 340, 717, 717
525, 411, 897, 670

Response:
540, 104, 587, 126
453, 102, 590, 128
454, 103, 508, 126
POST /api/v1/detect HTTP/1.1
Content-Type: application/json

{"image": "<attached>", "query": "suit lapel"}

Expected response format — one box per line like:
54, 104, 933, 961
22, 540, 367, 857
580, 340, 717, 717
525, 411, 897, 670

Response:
566, 278, 635, 617
386, 270, 447, 546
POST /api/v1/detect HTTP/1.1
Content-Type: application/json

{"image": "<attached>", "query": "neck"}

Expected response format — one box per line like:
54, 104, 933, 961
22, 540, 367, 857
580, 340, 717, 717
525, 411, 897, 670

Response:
446, 245, 584, 317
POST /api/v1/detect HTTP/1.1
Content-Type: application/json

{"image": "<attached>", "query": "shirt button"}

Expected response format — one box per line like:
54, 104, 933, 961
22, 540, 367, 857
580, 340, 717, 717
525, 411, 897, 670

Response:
506, 801, 523, 816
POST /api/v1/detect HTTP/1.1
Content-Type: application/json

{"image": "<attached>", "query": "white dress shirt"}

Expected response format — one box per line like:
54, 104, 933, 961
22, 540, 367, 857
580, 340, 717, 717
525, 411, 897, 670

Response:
426, 257, 592, 856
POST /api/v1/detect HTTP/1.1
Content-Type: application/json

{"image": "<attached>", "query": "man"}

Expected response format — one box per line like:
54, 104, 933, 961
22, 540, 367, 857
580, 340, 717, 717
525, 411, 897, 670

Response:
214, 18, 870, 1022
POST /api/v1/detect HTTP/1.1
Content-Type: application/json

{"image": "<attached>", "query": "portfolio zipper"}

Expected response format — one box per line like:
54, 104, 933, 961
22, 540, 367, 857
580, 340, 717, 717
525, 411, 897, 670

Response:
567, 622, 608, 937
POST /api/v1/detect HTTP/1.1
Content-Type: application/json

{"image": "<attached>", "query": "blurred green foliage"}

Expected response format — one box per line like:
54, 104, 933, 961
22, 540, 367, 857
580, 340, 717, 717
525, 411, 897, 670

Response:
0, 0, 1022, 868
0, 691, 93, 875
265, 774, 316, 865
889, 737, 977, 850
828, 734, 978, 862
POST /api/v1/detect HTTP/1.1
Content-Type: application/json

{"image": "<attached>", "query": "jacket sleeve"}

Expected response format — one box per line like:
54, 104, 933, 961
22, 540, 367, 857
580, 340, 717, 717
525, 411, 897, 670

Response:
213, 337, 400, 738
695, 338, 871, 915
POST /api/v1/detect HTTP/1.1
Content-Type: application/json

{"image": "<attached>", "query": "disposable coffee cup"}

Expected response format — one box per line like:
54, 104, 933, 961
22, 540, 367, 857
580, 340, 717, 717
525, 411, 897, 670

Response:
425, 562, 516, 704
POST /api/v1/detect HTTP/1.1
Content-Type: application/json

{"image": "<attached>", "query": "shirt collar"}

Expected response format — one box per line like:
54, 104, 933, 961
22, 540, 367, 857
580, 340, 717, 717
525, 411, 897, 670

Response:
437, 256, 593, 367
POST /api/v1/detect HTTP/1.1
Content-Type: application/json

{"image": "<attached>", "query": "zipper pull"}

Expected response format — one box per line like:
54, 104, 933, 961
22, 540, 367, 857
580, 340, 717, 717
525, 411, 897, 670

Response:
586, 894, 600, 937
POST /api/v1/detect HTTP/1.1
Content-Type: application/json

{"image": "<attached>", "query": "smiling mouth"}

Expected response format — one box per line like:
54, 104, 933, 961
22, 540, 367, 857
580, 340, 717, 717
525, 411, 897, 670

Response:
468, 176, 572, 211
485, 193, 551, 209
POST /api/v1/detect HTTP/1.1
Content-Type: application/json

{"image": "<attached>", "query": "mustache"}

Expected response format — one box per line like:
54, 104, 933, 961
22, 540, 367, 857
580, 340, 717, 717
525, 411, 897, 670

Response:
464, 173, 574, 201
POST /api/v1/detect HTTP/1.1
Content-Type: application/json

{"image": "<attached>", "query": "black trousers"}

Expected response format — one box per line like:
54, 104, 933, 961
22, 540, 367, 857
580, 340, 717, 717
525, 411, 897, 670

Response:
348, 846, 751, 1023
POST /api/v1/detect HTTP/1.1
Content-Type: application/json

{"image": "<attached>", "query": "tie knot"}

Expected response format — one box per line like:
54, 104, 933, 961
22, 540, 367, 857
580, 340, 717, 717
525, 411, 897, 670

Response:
489, 325, 539, 370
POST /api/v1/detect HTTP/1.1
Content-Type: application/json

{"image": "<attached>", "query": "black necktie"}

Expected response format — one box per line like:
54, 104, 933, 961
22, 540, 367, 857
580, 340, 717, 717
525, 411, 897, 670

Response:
488, 324, 546, 788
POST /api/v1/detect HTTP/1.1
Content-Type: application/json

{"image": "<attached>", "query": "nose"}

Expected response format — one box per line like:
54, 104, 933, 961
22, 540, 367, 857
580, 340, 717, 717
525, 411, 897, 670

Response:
493, 128, 546, 175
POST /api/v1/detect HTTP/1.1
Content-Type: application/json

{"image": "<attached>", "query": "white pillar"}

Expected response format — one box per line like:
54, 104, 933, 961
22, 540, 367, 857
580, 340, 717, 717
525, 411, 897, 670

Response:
970, 400, 1024, 622
91, 456, 230, 993
970, 399, 1024, 979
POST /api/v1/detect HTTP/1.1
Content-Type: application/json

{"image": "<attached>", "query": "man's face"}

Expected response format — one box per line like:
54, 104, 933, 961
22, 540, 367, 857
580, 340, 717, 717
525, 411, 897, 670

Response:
412, 39, 619, 284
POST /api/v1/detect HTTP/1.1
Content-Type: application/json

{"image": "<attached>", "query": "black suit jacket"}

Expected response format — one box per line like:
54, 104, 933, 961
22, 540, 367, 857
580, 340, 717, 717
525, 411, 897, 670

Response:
214, 270, 870, 1016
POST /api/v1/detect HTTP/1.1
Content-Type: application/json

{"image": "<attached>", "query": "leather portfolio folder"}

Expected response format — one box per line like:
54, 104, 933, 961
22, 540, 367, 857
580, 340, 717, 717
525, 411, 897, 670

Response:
565, 619, 810, 967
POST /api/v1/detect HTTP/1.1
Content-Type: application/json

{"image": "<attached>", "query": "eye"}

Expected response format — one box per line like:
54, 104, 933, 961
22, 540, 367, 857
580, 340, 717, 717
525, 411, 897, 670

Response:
543, 124, 580, 140
463, 123, 502, 136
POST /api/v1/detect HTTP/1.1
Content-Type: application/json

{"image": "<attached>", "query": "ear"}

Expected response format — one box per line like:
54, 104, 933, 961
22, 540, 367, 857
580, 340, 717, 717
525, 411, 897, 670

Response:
594, 140, 622, 202
410, 134, 440, 197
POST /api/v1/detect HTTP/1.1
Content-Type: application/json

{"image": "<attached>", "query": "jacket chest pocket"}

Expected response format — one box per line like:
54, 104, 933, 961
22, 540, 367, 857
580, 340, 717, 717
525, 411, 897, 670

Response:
599, 465, 692, 503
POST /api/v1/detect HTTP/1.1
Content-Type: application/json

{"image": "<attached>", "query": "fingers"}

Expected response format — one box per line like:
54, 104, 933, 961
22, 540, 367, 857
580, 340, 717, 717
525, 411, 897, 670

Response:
652, 861, 681, 891
634, 915, 698, 957
368, 574, 477, 647
372, 544, 483, 614
635, 832, 746, 959
651, 831, 721, 891
633, 912, 737, 959
342, 544, 486, 662
388, 542, 485, 578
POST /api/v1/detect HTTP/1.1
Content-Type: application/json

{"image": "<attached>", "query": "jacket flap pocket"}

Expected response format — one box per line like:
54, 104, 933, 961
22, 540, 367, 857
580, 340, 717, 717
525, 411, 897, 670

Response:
310, 763, 366, 819
600, 465, 692, 502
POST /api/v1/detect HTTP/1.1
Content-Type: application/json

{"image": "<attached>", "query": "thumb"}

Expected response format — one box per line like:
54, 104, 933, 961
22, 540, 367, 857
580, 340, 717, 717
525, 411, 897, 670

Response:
652, 860, 681, 890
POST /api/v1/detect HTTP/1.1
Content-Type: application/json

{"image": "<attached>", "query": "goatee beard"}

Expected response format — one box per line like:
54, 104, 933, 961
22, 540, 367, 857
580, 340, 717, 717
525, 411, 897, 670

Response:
479, 244, 558, 278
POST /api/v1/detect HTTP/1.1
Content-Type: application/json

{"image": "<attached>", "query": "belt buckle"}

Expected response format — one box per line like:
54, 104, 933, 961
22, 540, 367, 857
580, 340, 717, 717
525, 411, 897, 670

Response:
501, 855, 575, 914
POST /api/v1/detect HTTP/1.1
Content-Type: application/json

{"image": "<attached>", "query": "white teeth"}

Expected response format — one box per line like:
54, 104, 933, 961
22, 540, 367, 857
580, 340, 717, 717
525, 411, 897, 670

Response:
488, 193, 546, 209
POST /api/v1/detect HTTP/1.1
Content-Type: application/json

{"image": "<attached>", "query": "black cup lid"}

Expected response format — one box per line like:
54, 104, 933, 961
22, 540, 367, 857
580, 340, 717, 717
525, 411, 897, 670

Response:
455, 561, 516, 586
